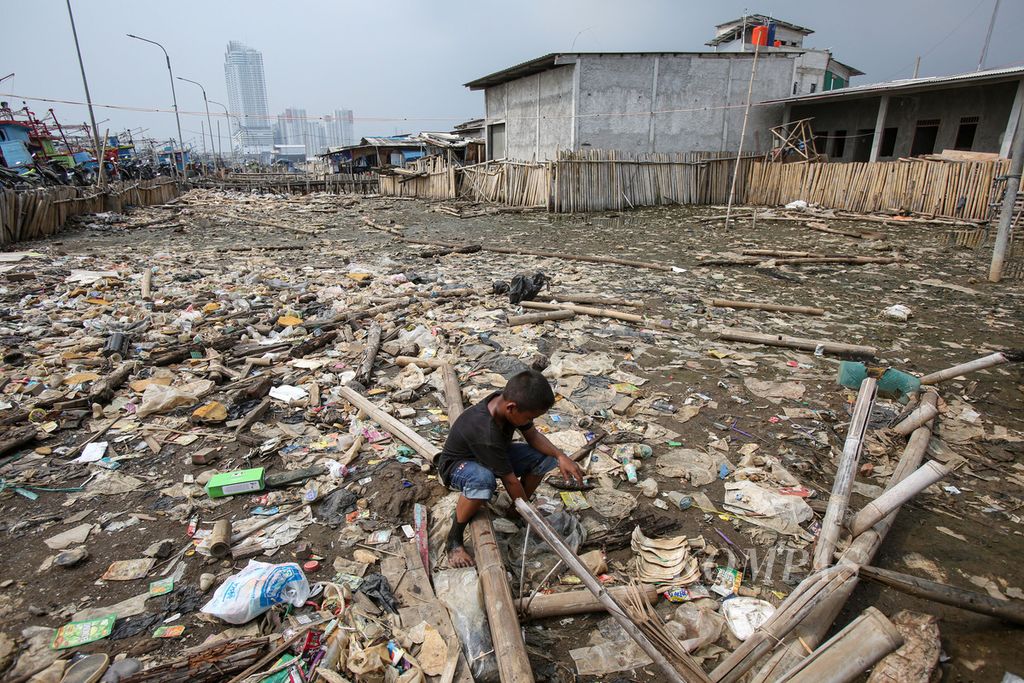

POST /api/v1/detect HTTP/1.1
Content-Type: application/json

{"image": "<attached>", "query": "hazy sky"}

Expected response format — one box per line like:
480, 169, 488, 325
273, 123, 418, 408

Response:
2, 0, 1021, 149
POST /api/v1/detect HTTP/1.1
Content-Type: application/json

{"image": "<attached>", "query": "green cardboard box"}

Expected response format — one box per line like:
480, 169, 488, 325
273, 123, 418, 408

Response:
205, 468, 265, 498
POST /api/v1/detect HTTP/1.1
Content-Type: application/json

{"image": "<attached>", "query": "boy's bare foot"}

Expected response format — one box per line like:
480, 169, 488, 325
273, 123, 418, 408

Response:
448, 545, 475, 568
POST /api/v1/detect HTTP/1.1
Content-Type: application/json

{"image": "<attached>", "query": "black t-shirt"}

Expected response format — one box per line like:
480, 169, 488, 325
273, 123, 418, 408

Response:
436, 391, 534, 484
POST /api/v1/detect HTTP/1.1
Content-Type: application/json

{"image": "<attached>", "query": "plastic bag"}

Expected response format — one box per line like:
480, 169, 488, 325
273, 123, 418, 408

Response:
435, 568, 499, 682
201, 560, 309, 624
136, 379, 214, 418
722, 596, 775, 641
492, 271, 548, 304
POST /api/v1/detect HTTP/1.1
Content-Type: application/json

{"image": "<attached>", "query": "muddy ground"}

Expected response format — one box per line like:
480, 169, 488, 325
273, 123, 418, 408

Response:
0, 190, 1022, 682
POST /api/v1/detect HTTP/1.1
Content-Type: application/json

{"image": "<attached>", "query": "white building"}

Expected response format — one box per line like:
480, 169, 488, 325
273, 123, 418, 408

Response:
224, 41, 274, 161
324, 109, 355, 148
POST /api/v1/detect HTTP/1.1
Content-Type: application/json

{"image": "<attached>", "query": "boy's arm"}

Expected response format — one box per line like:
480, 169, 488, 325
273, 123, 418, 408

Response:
522, 425, 584, 483
501, 472, 528, 501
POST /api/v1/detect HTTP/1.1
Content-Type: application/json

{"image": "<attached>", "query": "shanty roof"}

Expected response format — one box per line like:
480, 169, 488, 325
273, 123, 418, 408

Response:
707, 15, 814, 46
464, 51, 779, 90
828, 57, 865, 77
764, 64, 1024, 104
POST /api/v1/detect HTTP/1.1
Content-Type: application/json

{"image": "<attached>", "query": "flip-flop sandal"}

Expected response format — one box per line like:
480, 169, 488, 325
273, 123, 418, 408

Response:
60, 653, 109, 683
547, 477, 596, 491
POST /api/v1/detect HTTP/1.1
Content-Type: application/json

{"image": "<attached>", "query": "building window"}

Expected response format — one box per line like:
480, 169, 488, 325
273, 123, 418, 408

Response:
487, 122, 506, 161
954, 116, 979, 151
793, 82, 799, 95
910, 119, 940, 157
810, 83, 817, 93
879, 127, 898, 157
832, 130, 847, 158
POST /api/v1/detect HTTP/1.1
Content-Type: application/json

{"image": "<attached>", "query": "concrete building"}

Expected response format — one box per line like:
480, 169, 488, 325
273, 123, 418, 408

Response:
325, 110, 355, 148
771, 66, 1024, 161
464, 15, 860, 161
274, 108, 329, 159
224, 41, 274, 161
707, 14, 862, 96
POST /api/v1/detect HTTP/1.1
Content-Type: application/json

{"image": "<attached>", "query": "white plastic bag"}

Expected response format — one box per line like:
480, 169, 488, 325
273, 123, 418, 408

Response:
201, 560, 310, 624
136, 379, 214, 417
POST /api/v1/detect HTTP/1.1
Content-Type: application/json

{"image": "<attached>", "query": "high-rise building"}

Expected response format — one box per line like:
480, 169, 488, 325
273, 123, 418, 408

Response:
324, 109, 355, 149
224, 41, 273, 160
273, 108, 329, 158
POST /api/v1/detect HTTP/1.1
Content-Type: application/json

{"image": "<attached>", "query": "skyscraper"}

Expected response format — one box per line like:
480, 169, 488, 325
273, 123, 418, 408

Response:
224, 41, 273, 160
324, 109, 355, 149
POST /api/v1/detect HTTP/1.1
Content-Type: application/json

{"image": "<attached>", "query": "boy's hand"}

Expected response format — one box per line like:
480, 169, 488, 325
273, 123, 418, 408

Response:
557, 454, 584, 484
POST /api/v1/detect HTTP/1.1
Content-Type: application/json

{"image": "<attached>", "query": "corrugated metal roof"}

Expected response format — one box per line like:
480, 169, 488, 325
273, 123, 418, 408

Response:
765, 65, 1024, 104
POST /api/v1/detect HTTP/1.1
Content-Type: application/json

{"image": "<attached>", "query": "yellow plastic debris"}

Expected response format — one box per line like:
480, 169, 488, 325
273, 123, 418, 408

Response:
192, 401, 228, 423
277, 315, 303, 327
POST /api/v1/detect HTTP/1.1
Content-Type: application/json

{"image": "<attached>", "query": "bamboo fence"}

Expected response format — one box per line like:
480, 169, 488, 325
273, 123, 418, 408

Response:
0, 178, 179, 247
197, 172, 377, 195
378, 156, 456, 200
745, 158, 1009, 221
460, 160, 550, 207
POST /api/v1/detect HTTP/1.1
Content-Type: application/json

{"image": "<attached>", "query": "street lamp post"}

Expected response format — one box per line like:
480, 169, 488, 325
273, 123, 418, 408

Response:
208, 99, 234, 165
127, 33, 184, 178
64, 1, 105, 187
177, 76, 217, 168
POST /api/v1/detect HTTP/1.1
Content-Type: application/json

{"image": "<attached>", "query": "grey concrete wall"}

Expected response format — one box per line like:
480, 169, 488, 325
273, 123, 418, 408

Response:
792, 80, 1020, 160
483, 65, 573, 160
576, 53, 792, 154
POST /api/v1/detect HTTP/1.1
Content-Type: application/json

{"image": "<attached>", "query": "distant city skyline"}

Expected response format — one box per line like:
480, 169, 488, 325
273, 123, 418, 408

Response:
224, 40, 272, 158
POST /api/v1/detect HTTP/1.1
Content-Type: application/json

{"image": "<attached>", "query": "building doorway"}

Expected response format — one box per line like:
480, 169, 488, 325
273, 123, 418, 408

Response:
910, 119, 940, 157
851, 129, 874, 162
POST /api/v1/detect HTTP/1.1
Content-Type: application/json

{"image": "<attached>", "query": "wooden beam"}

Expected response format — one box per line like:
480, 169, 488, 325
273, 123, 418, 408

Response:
710, 298, 825, 316
337, 386, 438, 462
718, 328, 876, 359
520, 300, 671, 329
507, 309, 576, 326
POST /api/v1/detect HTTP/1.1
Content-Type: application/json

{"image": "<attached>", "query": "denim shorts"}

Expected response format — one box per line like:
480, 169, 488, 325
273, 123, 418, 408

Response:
446, 443, 558, 500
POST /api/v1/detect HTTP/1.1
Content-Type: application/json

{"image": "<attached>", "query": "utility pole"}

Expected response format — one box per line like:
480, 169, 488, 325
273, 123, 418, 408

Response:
725, 40, 761, 228
177, 76, 217, 168
989, 106, 1023, 281
65, 0, 105, 188
127, 33, 184, 178
978, 0, 1001, 71
209, 100, 233, 165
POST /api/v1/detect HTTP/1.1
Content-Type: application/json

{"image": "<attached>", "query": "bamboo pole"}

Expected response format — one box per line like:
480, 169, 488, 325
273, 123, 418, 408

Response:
394, 356, 447, 370
849, 460, 955, 536
710, 298, 825, 316
520, 300, 671, 329
718, 328, 875, 358
777, 607, 903, 683
515, 498, 706, 683
354, 322, 382, 386
548, 293, 643, 307
337, 386, 437, 462
507, 309, 576, 326
858, 565, 1024, 626
812, 377, 877, 570
515, 585, 658, 619
891, 401, 939, 436
919, 351, 1014, 385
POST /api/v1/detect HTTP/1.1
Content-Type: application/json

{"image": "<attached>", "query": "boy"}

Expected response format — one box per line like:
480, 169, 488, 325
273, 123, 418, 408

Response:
437, 369, 584, 567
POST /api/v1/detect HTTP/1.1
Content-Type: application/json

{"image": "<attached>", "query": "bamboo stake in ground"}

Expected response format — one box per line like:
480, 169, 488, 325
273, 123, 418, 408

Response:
710, 298, 825, 316
813, 377, 877, 570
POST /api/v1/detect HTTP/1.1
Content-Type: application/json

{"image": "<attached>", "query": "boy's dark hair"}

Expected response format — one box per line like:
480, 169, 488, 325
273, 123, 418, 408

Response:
502, 369, 555, 412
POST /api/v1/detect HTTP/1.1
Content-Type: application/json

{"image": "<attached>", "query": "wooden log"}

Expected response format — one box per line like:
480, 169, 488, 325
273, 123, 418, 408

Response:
778, 607, 903, 683
710, 298, 825, 316
813, 377, 877, 570
741, 249, 824, 258
235, 397, 271, 436
0, 425, 38, 457
850, 460, 955, 537
354, 323, 382, 386
718, 328, 875, 359
919, 351, 1014, 385
515, 498, 707, 683
548, 293, 643, 307
858, 565, 1024, 626
520, 300, 671, 329
507, 309, 576, 326
288, 330, 338, 359
516, 585, 658, 618
892, 402, 938, 436
88, 361, 139, 405
337, 386, 438, 462
774, 255, 899, 265
439, 363, 463, 421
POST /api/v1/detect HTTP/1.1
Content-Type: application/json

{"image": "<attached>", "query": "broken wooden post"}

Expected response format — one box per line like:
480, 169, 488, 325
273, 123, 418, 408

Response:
354, 322, 382, 386
719, 328, 875, 358
919, 350, 1016, 385
507, 309, 575, 326
141, 267, 153, 300
438, 363, 463, 420
891, 401, 938, 436
710, 298, 825, 316
209, 519, 233, 558
517, 585, 659, 619
849, 460, 955, 537
858, 565, 1024, 626
515, 498, 709, 683
812, 376, 877, 570
777, 607, 903, 683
